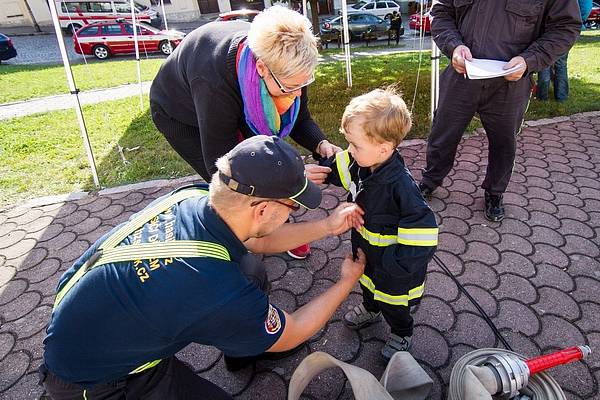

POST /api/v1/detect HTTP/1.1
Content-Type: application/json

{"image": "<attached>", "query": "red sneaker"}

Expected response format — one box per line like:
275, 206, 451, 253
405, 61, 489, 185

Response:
287, 243, 311, 259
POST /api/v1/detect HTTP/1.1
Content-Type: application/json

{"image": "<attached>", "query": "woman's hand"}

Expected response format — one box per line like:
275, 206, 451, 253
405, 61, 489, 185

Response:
305, 164, 332, 184
317, 140, 343, 158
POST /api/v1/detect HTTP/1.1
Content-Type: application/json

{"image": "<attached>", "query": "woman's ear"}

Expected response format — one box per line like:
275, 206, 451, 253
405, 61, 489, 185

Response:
255, 59, 267, 79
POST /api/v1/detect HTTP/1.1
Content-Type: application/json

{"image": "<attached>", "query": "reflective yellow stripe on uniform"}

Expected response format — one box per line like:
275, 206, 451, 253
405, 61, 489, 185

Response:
359, 274, 425, 306
335, 150, 352, 191
129, 359, 162, 374
358, 226, 438, 247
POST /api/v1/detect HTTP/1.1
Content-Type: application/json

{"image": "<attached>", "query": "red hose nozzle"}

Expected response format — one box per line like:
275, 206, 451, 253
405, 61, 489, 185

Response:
525, 346, 591, 375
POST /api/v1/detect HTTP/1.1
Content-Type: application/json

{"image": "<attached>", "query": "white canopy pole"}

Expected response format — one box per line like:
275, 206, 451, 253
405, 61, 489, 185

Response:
129, 0, 144, 110
46, 0, 100, 188
430, 41, 440, 120
160, 0, 168, 30
341, 0, 352, 87
302, 0, 308, 17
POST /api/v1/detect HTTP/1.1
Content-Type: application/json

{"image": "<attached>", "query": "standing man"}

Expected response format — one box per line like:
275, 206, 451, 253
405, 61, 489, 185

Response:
40, 136, 365, 399
419, 0, 581, 221
390, 11, 402, 45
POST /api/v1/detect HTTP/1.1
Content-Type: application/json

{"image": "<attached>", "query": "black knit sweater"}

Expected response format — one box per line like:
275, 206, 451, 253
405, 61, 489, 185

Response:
150, 21, 326, 177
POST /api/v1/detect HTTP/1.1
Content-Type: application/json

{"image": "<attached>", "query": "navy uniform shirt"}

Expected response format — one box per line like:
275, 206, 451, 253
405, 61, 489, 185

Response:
43, 192, 286, 387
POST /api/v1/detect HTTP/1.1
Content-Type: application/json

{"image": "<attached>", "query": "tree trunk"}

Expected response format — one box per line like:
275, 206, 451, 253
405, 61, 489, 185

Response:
309, 0, 320, 37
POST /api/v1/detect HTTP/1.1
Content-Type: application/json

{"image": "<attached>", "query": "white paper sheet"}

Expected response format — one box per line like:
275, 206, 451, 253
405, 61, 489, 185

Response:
465, 58, 523, 80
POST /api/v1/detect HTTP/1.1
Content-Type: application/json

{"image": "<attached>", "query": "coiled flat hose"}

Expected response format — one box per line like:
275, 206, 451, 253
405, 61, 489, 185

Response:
448, 348, 565, 400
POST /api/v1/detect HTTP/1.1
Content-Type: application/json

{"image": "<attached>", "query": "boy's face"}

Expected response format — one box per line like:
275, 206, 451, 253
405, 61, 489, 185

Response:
343, 118, 391, 170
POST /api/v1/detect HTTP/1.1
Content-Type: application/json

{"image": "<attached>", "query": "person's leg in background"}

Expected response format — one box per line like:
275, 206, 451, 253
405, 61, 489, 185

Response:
478, 78, 532, 221
150, 102, 211, 182
552, 52, 569, 102
421, 68, 481, 194
536, 66, 551, 101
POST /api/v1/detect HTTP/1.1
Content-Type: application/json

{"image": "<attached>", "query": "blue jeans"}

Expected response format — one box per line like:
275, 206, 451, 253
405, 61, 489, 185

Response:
537, 53, 569, 102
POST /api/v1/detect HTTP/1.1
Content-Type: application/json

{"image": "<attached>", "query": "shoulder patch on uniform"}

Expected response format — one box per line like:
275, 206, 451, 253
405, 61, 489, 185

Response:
265, 304, 282, 335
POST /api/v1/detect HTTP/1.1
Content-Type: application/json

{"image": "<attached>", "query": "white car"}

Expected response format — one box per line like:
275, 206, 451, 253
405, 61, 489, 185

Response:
344, 1, 401, 20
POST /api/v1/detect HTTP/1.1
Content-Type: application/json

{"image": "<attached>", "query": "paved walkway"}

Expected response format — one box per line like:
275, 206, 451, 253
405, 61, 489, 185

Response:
1, 113, 599, 399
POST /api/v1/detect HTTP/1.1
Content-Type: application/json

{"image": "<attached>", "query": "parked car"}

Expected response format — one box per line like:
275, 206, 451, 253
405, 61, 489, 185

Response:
56, 0, 161, 34
408, 10, 431, 33
343, 1, 400, 20
586, 2, 600, 29
73, 20, 185, 60
216, 9, 260, 22
0, 33, 17, 63
321, 13, 391, 42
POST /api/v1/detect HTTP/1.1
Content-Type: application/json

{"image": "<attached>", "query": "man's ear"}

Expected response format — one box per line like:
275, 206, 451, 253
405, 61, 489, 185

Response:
251, 200, 269, 222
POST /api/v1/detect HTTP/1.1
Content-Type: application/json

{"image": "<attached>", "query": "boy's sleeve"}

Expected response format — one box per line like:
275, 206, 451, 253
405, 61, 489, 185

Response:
319, 149, 352, 189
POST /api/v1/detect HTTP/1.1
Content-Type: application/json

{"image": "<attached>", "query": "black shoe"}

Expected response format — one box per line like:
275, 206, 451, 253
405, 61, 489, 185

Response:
223, 343, 305, 372
418, 182, 435, 198
484, 191, 505, 222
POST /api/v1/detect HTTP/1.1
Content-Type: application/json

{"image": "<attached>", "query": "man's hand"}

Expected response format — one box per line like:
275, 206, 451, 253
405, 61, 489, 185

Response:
503, 56, 527, 81
340, 249, 366, 283
317, 140, 343, 158
452, 45, 472, 75
305, 163, 332, 184
325, 202, 365, 235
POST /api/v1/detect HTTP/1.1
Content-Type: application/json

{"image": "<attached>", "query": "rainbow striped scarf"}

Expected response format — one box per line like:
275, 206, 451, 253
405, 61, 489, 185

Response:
236, 41, 300, 138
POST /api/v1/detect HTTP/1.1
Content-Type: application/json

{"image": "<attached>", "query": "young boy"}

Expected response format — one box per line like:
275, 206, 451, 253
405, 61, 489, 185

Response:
321, 88, 438, 360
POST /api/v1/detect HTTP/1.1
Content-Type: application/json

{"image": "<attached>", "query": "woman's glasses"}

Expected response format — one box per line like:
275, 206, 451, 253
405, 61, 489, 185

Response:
263, 62, 315, 94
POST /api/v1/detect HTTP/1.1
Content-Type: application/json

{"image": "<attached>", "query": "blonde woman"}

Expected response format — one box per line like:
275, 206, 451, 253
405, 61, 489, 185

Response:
150, 5, 340, 258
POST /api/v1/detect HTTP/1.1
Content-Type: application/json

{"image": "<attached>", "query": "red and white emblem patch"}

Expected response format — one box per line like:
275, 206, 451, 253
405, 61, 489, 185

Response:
265, 304, 282, 335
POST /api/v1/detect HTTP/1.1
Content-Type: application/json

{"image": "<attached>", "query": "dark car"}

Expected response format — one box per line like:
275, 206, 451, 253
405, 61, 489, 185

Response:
0, 33, 17, 63
320, 13, 391, 42
215, 9, 261, 22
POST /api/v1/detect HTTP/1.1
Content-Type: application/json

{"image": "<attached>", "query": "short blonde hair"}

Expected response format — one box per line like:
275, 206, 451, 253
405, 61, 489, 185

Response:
247, 5, 319, 79
341, 87, 412, 147
209, 155, 270, 211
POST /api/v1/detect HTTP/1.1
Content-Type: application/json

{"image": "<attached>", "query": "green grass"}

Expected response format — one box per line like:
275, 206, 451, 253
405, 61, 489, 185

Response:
1, 31, 598, 207
0, 59, 164, 104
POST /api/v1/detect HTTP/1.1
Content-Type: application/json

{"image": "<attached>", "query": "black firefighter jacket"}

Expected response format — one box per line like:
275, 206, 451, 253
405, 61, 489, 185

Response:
322, 150, 438, 308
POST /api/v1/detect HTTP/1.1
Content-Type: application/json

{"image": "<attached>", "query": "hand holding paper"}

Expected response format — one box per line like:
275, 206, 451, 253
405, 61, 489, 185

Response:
464, 57, 527, 80
452, 45, 473, 75
503, 56, 527, 81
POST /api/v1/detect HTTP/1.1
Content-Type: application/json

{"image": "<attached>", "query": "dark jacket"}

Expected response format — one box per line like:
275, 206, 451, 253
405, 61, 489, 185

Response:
431, 0, 582, 73
150, 21, 326, 177
322, 150, 438, 307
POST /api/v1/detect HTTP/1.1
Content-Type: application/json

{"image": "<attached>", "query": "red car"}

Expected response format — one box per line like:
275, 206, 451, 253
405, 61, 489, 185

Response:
73, 20, 185, 60
586, 2, 600, 29
409, 11, 431, 33
216, 9, 261, 22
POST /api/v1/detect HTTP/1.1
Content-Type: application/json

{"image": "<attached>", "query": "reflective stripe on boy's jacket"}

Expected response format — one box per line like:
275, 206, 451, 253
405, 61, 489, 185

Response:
324, 150, 438, 308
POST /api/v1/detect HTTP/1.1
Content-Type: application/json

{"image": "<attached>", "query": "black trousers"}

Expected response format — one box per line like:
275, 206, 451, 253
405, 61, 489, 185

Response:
40, 255, 268, 400
150, 102, 212, 182
40, 357, 232, 400
422, 67, 532, 195
361, 283, 415, 337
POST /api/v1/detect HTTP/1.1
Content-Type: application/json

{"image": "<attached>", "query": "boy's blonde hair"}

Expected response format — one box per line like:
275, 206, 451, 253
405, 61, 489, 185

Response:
341, 87, 412, 147
247, 5, 319, 79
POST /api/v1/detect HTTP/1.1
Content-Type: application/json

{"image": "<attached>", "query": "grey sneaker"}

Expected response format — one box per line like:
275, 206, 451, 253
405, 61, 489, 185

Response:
381, 334, 412, 361
343, 304, 382, 330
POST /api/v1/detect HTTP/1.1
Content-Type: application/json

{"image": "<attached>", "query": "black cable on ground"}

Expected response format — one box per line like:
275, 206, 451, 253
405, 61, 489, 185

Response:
432, 254, 513, 352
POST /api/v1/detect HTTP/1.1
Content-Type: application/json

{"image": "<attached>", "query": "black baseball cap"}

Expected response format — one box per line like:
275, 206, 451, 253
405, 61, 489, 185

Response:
219, 136, 322, 210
